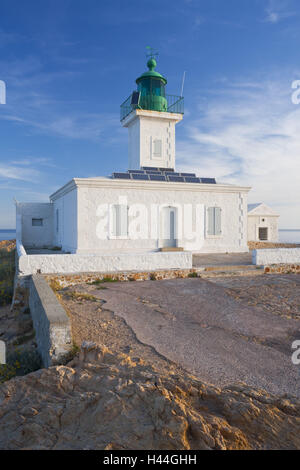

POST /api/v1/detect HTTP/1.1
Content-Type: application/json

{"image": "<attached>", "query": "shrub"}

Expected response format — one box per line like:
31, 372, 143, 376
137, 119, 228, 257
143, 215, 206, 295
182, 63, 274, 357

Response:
89, 276, 118, 285
0, 363, 18, 383
0, 248, 15, 306
0, 349, 42, 382
188, 272, 198, 278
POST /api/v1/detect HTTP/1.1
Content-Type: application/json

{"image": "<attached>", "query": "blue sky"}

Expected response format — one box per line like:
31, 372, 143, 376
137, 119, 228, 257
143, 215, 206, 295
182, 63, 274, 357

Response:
0, 0, 300, 228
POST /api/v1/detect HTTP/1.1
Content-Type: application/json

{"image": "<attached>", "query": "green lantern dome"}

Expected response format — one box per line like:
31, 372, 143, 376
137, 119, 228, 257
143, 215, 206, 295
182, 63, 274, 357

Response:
135, 57, 168, 112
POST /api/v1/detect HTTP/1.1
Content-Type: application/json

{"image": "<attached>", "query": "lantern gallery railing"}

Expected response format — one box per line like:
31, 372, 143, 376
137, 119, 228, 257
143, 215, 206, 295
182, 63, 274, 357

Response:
120, 93, 184, 121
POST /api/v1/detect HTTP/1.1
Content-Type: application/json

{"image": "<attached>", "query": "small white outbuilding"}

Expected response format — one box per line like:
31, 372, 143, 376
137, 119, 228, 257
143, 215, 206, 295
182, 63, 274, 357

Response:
247, 203, 279, 242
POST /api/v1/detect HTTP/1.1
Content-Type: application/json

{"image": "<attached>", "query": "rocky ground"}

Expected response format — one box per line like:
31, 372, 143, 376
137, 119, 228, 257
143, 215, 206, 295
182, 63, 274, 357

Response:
56, 275, 300, 398
0, 341, 300, 450
0, 238, 300, 450
0, 239, 41, 382
209, 273, 300, 320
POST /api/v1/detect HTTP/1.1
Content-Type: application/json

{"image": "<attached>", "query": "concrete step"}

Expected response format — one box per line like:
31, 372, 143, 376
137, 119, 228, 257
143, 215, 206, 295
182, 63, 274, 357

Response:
159, 247, 184, 252
200, 267, 265, 277
203, 264, 257, 272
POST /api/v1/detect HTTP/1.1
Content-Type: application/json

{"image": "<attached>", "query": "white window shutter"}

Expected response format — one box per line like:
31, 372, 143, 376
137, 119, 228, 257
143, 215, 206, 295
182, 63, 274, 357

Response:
207, 207, 215, 235
119, 204, 128, 237
215, 207, 222, 235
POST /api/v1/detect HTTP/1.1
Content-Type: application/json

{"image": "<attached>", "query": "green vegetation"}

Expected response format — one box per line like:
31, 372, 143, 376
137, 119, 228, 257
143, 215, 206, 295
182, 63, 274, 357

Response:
89, 276, 118, 285
0, 247, 15, 306
60, 342, 80, 364
49, 278, 62, 292
149, 273, 157, 281
0, 349, 42, 383
188, 272, 198, 278
65, 291, 99, 302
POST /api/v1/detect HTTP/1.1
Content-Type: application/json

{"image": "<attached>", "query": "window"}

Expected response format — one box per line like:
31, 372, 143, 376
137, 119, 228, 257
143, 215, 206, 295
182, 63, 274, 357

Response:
259, 227, 268, 241
56, 209, 59, 233
111, 204, 128, 238
152, 138, 162, 158
207, 207, 222, 236
32, 218, 43, 227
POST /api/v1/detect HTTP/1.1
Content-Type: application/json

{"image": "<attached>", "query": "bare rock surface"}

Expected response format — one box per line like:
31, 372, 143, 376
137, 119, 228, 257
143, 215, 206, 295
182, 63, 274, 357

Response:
0, 342, 300, 450
61, 277, 300, 398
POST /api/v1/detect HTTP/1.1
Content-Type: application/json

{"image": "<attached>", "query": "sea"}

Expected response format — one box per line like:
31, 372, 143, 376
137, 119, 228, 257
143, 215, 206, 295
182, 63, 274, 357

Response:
278, 230, 300, 244
0, 229, 17, 241
0, 229, 300, 243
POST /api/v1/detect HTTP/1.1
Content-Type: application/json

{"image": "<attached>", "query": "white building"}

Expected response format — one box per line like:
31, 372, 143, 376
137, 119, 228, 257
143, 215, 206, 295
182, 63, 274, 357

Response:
248, 203, 279, 242
16, 56, 251, 273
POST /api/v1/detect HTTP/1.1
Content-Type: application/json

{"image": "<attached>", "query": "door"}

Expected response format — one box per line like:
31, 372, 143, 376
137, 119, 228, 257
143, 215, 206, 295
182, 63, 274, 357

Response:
162, 206, 177, 247
259, 227, 268, 241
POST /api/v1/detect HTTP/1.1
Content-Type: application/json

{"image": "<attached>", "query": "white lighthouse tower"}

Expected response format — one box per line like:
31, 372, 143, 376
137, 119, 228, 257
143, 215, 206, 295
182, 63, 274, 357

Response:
120, 55, 183, 170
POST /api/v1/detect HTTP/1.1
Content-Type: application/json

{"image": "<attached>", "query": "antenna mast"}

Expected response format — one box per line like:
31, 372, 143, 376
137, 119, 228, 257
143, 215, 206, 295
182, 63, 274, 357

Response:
180, 71, 186, 97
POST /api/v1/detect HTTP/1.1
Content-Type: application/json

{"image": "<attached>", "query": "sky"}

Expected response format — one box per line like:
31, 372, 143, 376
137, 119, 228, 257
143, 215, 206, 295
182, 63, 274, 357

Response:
0, 0, 300, 229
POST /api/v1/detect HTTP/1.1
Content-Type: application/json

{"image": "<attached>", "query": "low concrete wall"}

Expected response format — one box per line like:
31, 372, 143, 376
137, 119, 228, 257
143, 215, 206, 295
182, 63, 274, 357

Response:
19, 250, 192, 276
253, 248, 300, 265
29, 275, 72, 367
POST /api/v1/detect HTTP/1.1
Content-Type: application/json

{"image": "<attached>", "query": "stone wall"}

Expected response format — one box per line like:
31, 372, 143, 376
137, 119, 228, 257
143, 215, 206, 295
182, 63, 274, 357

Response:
29, 275, 72, 367
253, 248, 300, 265
264, 264, 300, 274
44, 267, 202, 288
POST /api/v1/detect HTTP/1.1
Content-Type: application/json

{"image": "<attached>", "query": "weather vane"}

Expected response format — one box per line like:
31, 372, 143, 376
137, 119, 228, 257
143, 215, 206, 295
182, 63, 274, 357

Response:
146, 46, 158, 60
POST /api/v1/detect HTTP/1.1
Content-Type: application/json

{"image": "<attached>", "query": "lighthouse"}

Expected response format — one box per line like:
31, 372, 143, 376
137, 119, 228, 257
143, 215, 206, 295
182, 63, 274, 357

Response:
120, 54, 184, 171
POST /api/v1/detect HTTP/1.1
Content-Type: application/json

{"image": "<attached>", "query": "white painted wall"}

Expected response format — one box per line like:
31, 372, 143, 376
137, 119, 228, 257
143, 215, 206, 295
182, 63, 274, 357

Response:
122, 109, 182, 170
53, 186, 78, 252
18, 249, 192, 276
248, 216, 279, 242
64, 179, 250, 254
16, 202, 54, 247
253, 248, 300, 265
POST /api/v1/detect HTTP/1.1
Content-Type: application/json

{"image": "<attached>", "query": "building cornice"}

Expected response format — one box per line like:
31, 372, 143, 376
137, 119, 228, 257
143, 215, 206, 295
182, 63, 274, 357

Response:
50, 179, 77, 201
122, 109, 183, 127
50, 177, 251, 200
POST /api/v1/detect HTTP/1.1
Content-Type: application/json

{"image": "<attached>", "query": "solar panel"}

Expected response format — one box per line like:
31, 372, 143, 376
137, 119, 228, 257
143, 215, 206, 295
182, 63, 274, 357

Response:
131, 91, 140, 106
149, 174, 166, 181
112, 172, 131, 179
200, 178, 216, 184
141, 166, 160, 171
112, 170, 216, 184
131, 173, 149, 180
184, 177, 201, 183
168, 175, 185, 182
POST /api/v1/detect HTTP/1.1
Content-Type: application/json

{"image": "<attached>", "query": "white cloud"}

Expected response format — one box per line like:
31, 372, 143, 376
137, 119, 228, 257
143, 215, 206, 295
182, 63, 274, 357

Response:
0, 56, 119, 141
177, 76, 300, 228
264, 0, 296, 24
0, 163, 40, 182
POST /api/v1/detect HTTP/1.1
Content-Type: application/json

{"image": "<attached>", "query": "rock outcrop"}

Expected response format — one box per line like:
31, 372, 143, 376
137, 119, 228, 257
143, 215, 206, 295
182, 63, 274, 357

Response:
0, 342, 299, 450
